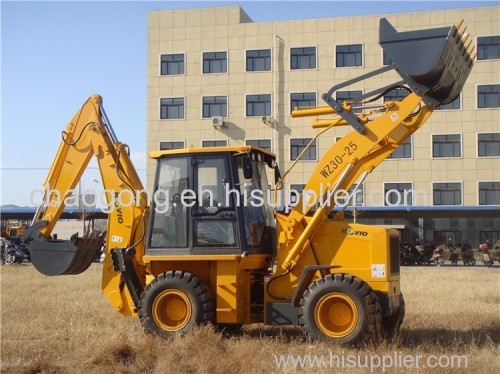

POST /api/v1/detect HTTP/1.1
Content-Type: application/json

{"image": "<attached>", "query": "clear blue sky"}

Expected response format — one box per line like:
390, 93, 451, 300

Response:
1, 0, 497, 206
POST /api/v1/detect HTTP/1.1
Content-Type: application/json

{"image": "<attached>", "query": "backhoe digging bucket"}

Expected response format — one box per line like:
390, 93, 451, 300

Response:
23, 221, 105, 276
379, 18, 474, 108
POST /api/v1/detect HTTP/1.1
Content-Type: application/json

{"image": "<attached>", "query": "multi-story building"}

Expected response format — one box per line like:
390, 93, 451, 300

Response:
147, 5, 499, 245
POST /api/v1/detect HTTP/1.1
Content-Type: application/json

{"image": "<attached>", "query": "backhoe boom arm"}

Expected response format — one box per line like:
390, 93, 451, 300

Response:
23, 95, 148, 316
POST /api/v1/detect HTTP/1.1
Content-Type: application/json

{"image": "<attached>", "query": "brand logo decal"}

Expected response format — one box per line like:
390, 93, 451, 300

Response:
342, 228, 368, 237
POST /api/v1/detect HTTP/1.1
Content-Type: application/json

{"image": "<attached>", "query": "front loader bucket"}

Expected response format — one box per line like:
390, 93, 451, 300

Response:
23, 221, 104, 276
379, 18, 474, 108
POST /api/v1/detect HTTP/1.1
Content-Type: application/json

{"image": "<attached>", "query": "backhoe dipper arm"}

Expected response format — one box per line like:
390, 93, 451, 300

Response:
23, 95, 148, 316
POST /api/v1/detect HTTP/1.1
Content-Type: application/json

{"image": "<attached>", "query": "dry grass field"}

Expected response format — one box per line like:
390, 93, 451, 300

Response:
1, 264, 499, 373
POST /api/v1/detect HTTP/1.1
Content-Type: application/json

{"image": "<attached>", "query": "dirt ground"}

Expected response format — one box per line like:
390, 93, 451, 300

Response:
1, 264, 499, 373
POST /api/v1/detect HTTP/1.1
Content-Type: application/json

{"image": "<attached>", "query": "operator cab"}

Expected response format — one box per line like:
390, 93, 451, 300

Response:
147, 146, 277, 256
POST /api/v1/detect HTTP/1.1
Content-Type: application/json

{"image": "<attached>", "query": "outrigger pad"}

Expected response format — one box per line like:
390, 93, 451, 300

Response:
24, 222, 105, 276
379, 18, 474, 108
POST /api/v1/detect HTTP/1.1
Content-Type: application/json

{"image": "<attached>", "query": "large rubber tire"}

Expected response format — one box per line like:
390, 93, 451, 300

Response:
138, 271, 215, 338
298, 274, 382, 345
382, 293, 405, 340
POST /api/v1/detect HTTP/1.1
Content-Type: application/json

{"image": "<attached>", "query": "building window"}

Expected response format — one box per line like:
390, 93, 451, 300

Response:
349, 184, 365, 206
333, 183, 364, 206
382, 50, 392, 66
202, 96, 227, 118
436, 95, 461, 110
246, 94, 271, 117
159, 141, 185, 150
478, 133, 500, 157
290, 138, 317, 161
160, 98, 184, 119
336, 44, 362, 67
477, 36, 500, 60
202, 140, 228, 147
160, 53, 185, 75
383, 88, 410, 102
434, 231, 462, 246
384, 183, 413, 206
389, 137, 412, 159
290, 92, 316, 113
336, 90, 363, 113
290, 47, 316, 70
432, 134, 461, 158
246, 139, 272, 152
246, 49, 271, 71
477, 84, 500, 108
480, 231, 500, 245
479, 182, 500, 205
289, 184, 306, 204
203, 51, 227, 74
433, 182, 462, 205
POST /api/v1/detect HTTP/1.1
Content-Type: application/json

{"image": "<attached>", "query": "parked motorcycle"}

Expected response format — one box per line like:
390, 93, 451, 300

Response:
461, 241, 475, 266
399, 243, 424, 265
430, 245, 444, 266
4, 240, 30, 265
421, 242, 436, 265
461, 249, 476, 266
479, 242, 494, 267
449, 247, 459, 266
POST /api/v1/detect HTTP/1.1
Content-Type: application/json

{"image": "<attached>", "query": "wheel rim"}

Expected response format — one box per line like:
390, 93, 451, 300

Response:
152, 289, 191, 332
314, 293, 358, 338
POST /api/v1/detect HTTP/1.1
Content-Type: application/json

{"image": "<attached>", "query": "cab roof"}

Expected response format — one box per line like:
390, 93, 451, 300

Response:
149, 145, 275, 159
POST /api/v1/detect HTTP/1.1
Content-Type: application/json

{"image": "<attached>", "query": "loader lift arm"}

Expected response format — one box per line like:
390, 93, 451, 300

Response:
276, 18, 475, 271
23, 95, 148, 316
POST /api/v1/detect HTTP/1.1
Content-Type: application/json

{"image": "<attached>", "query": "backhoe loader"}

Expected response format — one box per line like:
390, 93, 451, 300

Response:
23, 18, 474, 344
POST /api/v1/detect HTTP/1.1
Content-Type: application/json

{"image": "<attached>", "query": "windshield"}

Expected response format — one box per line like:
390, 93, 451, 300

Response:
149, 157, 189, 249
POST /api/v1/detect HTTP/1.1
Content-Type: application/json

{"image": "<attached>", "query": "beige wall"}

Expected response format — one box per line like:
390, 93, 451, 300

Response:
147, 6, 500, 207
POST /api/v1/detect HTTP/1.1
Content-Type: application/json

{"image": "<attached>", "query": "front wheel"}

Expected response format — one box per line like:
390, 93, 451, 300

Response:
138, 271, 215, 338
298, 274, 382, 345
4, 253, 15, 265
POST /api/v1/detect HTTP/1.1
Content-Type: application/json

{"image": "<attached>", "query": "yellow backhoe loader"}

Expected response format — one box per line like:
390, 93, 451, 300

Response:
23, 19, 474, 344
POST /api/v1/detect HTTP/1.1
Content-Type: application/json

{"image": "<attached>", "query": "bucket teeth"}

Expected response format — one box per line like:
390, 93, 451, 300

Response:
379, 17, 475, 107
458, 25, 468, 37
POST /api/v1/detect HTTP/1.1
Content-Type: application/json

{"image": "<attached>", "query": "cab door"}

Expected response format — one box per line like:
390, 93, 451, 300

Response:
191, 155, 240, 253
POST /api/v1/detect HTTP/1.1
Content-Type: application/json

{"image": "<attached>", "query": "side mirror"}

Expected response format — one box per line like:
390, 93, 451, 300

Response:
274, 166, 281, 185
242, 156, 253, 180
273, 165, 283, 190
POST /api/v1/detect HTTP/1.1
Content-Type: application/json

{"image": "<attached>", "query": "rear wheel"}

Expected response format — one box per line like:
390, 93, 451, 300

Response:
298, 274, 382, 345
138, 271, 215, 338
